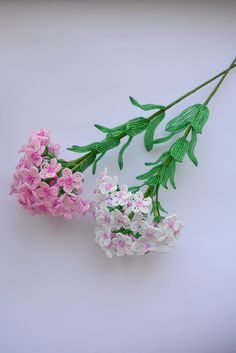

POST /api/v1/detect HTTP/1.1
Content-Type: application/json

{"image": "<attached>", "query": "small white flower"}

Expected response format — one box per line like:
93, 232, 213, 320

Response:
112, 209, 131, 230
131, 237, 157, 255
95, 227, 112, 248
159, 215, 183, 239
131, 191, 152, 214
96, 168, 108, 185
112, 233, 134, 256
130, 212, 145, 232
96, 208, 114, 227
111, 184, 131, 207
139, 221, 164, 241
99, 176, 118, 195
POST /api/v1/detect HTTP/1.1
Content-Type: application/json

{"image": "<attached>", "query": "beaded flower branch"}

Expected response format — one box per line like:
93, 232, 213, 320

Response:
11, 59, 235, 257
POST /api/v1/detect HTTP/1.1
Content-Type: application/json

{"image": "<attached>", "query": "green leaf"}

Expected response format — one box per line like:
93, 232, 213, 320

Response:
170, 138, 189, 162
166, 104, 202, 133
67, 142, 99, 153
187, 128, 198, 166
126, 117, 148, 137
128, 186, 140, 193
136, 165, 161, 181
94, 124, 112, 134
168, 159, 176, 189
129, 96, 164, 111
104, 124, 127, 138
160, 164, 169, 189
153, 132, 176, 145
144, 111, 165, 151
145, 151, 170, 166
190, 105, 209, 133
118, 136, 133, 169
109, 123, 127, 135
96, 136, 120, 153
79, 153, 97, 172
92, 152, 106, 174
146, 175, 160, 186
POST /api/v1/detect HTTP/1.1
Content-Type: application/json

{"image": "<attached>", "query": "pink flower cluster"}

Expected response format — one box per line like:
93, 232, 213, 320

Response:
10, 129, 90, 219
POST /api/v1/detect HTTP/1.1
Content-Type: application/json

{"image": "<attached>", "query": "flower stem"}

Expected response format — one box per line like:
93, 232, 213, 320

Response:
148, 62, 236, 121
204, 58, 236, 105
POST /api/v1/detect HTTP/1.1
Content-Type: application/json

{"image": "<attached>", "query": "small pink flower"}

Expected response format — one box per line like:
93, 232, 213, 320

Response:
39, 158, 61, 179
76, 198, 91, 216
35, 182, 58, 204
25, 139, 45, 166
17, 185, 37, 211
21, 166, 41, 190
48, 143, 60, 155
32, 128, 51, 145
58, 168, 83, 194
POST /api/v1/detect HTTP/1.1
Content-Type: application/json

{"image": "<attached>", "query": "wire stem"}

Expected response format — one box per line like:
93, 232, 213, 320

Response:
204, 58, 236, 105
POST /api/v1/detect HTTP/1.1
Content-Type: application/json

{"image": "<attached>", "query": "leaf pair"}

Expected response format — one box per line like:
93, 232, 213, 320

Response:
136, 157, 177, 190
157, 159, 177, 189
130, 96, 166, 152
166, 104, 209, 134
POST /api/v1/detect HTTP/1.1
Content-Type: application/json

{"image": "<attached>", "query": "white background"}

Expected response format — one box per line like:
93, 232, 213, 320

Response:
1, 2, 236, 353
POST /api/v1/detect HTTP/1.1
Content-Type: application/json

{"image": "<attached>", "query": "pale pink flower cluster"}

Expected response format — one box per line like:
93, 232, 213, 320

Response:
10, 129, 90, 218
93, 169, 182, 257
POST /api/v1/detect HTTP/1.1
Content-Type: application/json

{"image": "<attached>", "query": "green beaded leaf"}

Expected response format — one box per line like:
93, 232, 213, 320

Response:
79, 153, 97, 172
109, 123, 127, 135
96, 136, 120, 153
160, 164, 169, 189
146, 175, 160, 186
118, 136, 133, 170
145, 151, 170, 166
128, 186, 140, 193
129, 96, 164, 111
166, 104, 202, 133
136, 165, 162, 181
67, 142, 99, 153
170, 138, 189, 162
126, 117, 148, 137
94, 124, 112, 134
153, 132, 176, 145
168, 159, 176, 189
92, 152, 106, 175
187, 128, 198, 166
190, 105, 209, 133
144, 111, 165, 151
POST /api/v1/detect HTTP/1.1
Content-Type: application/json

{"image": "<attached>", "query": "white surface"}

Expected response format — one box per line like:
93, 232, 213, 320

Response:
1, 2, 236, 353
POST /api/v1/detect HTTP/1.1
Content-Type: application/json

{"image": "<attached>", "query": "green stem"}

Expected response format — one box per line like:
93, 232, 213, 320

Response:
148, 62, 236, 121
204, 58, 236, 105
68, 61, 236, 172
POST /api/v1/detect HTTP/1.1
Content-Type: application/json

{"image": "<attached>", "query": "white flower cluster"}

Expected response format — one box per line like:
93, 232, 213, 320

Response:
93, 169, 183, 258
